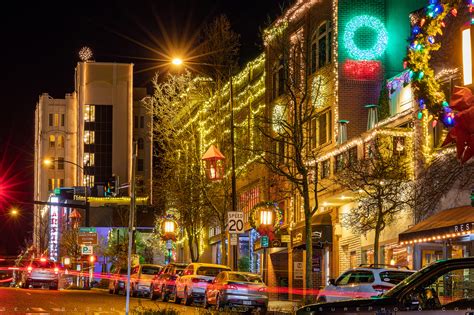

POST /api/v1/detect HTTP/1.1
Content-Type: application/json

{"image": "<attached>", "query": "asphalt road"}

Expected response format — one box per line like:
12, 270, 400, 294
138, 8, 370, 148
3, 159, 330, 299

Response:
0, 287, 204, 314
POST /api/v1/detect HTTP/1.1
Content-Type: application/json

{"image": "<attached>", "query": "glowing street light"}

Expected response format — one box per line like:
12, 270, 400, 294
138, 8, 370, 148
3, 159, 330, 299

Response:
9, 208, 19, 217
172, 57, 183, 66
260, 208, 274, 226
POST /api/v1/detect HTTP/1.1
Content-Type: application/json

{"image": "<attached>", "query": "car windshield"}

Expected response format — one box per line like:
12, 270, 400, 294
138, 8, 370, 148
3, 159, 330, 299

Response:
383, 262, 440, 297
142, 266, 160, 275
379, 271, 413, 285
31, 260, 55, 268
196, 266, 230, 277
228, 273, 263, 283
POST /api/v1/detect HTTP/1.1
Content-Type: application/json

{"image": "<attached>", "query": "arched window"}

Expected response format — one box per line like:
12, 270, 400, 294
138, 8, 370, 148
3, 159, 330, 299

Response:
57, 135, 64, 148
138, 138, 144, 150
311, 21, 332, 73
49, 135, 56, 148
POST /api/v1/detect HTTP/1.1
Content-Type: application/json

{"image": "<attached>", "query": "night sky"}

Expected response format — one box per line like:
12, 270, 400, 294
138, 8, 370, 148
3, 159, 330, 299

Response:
0, 0, 289, 255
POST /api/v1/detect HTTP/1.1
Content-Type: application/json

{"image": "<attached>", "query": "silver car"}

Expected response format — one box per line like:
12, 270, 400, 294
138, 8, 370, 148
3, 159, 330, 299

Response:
205, 271, 268, 314
20, 258, 59, 290
316, 265, 415, 302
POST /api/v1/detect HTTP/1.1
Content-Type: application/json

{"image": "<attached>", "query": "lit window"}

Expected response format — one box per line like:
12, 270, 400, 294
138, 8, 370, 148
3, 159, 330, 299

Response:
49, 135, 56, 148
84, 131, 95, 144
83, 175, 94, 187
84, 105, 95, 122
57, 135, 64, 148
53, 114, 59, 127
84, 153, 95, 166
311, 21, 332, 73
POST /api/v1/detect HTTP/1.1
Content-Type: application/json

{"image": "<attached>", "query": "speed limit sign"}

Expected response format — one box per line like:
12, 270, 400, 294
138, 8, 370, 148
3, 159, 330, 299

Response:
227, 211, 244, 234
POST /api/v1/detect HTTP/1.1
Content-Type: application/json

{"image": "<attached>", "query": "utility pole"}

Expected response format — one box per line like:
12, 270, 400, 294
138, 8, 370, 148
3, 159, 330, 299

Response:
229, 68, 238, 270
125, 141, 137, 315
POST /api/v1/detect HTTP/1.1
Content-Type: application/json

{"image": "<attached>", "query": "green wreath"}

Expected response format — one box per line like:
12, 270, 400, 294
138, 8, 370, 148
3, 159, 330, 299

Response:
405, 0, 464, 126
249, 201, 283, 231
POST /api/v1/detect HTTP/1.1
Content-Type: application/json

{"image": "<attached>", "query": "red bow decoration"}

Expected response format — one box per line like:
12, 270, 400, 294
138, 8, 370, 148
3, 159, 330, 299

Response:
257, 225, 276, 241
161, 232, 177, 242
442, 86, 474, 164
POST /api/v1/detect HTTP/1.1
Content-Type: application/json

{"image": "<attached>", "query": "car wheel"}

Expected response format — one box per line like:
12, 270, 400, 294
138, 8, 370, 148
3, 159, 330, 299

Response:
317, 295, 326, 303
184, 287, 193, 306
174, 287, 182, 304
160, 285, 169, 302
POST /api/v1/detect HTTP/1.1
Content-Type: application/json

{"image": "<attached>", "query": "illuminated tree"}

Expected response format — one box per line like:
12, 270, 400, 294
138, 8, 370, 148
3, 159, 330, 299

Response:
334, 141, 414, 265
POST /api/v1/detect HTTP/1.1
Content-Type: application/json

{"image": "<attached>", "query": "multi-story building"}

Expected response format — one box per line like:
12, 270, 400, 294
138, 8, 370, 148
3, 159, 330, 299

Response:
33, 61, 152, 258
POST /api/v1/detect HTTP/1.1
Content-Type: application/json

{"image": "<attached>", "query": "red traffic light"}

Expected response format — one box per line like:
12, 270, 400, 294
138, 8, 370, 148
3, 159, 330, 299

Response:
88, 255, 96, 263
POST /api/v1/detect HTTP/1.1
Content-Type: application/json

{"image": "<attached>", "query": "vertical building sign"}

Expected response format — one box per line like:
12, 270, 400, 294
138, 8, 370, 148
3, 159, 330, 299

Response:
49, 196, 59, 261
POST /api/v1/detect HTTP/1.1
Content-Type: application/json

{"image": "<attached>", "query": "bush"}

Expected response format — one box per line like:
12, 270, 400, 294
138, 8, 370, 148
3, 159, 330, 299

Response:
238, 255, 250, 272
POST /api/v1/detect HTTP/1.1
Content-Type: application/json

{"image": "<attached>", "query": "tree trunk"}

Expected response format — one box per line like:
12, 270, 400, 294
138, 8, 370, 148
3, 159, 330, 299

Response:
303, 180, 313, 303
373, 207, 384, 266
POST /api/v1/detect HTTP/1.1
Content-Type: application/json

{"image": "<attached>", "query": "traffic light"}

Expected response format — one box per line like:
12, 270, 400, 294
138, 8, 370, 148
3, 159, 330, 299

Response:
89, 255, 96, 263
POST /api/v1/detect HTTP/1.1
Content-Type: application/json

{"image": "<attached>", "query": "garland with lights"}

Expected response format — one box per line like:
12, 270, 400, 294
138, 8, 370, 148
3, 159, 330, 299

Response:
405, 0, 465, 127
249, 201, 283, 241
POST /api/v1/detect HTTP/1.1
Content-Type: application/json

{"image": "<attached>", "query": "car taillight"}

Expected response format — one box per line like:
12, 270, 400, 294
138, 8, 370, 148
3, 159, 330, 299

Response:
226, 284, 237, 290
372, 284, 392, 292
54, 267, 59, 274
258, 287, 267, 292
27, 266, 32, 273
192, 278, 207, 283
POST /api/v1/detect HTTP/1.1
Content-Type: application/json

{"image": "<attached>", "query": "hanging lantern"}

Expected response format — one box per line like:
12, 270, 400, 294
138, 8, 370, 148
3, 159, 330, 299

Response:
201, 145, 225, 181
260, 207, 274, 226
161, 218, 178, 241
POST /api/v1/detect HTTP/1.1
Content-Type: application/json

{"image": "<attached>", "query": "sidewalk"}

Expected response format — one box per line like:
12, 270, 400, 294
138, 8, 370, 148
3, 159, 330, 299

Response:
268, 300, 301, 314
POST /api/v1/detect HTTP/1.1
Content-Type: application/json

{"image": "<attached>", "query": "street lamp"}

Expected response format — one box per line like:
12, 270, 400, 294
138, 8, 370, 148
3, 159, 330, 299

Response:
43, 158, 90, 226
9, 207, 19, 217
162, 217, 177, 264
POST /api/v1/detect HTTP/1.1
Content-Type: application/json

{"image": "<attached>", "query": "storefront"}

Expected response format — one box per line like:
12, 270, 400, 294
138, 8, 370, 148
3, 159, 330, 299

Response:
290, 213, 333, 292
399, 206, 474, 269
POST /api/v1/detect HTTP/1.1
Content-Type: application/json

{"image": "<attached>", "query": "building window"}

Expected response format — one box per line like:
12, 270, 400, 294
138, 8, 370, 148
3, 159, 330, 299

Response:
49, 114, 53, 126
348, 146, 358, 166
311, 21, 332, 73
309, 118, 317, 149
61, 114, 65, 126
321, 159, 330, 179
84, 175, 94, 187
239, 187, 260, 226
335, 153, 347, 173
53, 114, 59, 127
84, 131, 95, 144
57, 157, 64, 170
318, 110, 332, 146
57, 135, 64, 148
134, 116, 138, 129
137, 159, 144, 172
140, 116, 145, 128
84, 153, 95, 166
48, 178, 61, 191
393, 136, 406, 155
84, 105, 95, 122
49, 135, 56, 148
138, 138, 144, 150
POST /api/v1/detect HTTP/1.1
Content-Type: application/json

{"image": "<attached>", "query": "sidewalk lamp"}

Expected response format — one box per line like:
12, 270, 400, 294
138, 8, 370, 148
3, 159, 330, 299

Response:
162, 217, 178, 264
260, 207, 274, 226
202, 145, 226, 181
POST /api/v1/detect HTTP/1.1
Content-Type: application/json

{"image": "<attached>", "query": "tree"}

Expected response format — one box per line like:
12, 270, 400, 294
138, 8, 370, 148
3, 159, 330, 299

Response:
334, 141, 414, 265
255, 27, 330, 294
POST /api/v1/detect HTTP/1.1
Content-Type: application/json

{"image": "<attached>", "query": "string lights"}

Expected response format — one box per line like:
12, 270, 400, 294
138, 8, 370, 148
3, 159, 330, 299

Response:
343, 15, 388, 60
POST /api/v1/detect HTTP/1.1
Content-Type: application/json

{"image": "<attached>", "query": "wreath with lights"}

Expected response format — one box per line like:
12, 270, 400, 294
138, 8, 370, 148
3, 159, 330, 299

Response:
249, 201, 283, 241
405, 0, 474, 163
155, 214, 179, 242
405, 0, 465, 126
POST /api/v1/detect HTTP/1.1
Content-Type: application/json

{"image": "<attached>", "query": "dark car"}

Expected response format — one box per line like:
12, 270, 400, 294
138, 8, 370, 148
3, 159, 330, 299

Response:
108, 266, 129, 294
150, 262, 188, 302
297, 257, 474, 314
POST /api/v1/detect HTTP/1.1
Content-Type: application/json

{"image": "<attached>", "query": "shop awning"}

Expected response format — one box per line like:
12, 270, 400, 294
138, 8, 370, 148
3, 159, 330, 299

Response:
291, 212, 332, 248
399, 206, 474, 244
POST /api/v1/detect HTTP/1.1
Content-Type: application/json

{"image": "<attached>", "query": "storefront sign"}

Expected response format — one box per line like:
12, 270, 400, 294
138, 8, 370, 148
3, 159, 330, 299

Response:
294, 261, 303, 280
453, 222, 473, 233
291, 225, 332, 248
281, 234, 291, 243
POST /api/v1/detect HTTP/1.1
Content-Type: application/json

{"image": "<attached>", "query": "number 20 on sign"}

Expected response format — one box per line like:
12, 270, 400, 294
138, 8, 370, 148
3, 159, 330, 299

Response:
227, 211, 244, 234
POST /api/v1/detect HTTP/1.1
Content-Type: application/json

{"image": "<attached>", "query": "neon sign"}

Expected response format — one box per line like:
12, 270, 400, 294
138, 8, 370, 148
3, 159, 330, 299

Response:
49, 196, 59, 261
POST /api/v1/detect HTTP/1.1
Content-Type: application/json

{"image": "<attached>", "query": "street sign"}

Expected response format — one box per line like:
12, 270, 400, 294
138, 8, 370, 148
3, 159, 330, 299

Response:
81, 245, 93, 255
227, 211, 244, 234
78, 232, 98, 245
230, 233, 238, 245
281, 234, 291, 243
261, 236, 269, 248
79, 227, 96, 233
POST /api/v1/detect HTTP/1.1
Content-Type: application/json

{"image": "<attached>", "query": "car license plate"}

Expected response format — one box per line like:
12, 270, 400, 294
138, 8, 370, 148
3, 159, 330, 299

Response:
243, 301, 252, 305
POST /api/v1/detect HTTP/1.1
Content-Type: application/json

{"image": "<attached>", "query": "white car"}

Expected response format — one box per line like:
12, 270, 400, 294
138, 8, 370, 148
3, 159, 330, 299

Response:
19, 257, 59, 290
130, 264, 163, 297
316, 265, 415, 303
175, 263, 231, 305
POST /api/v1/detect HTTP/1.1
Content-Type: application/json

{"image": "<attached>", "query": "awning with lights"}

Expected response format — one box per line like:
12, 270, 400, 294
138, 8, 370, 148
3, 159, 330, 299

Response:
399, 206, 474, 245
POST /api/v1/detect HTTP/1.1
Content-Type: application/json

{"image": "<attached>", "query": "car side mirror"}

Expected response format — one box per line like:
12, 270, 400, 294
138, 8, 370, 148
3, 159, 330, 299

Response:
328, 278, 336, 286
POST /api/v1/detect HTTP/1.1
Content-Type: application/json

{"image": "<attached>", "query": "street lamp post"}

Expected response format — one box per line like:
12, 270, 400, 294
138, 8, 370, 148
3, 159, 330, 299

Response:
43, 158, 90, 226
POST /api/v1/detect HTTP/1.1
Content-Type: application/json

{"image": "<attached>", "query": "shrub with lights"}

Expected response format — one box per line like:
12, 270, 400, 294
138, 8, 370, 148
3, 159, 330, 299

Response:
405, 0, 474, 163
249, 201, 283, 241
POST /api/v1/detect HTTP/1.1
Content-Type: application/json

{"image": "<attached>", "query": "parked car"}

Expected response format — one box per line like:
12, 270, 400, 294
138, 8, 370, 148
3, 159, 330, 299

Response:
316, 264, 415, 302
150, 262, 188, 302
204, 271, 268, 313
297, 257, 474, 314
175, 263, 232, 305
19, 257, 59, 290
130, 264, 163, 297
108, 266, 129, 294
